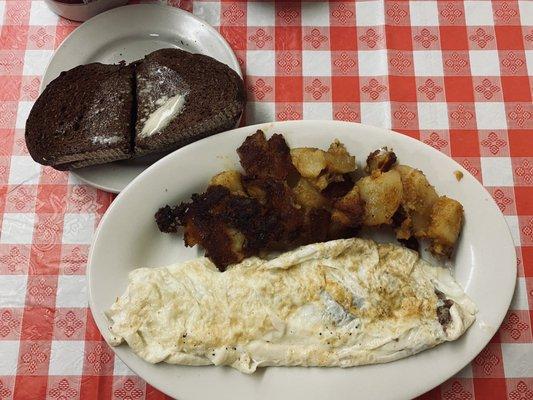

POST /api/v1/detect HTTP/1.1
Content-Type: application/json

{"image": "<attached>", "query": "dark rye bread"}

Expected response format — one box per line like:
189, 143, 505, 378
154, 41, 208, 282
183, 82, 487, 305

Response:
25, 62, 135, 169
25, 49, 246, 170
134, 48, 245, 156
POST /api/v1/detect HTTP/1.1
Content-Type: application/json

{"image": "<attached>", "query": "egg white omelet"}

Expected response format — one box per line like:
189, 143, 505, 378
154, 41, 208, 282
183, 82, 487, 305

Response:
106, 238, 476, 373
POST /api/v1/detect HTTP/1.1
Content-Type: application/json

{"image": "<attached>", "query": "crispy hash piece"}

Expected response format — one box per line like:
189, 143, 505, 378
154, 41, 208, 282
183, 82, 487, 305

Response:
156, 130, 464, 270
237, 130, 297, 181
365, 147, 397, 173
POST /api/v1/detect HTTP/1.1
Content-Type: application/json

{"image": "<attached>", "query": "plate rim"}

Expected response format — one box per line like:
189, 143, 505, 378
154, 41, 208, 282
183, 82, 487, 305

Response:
40, 3, 242, 193
88, 120, 517, 400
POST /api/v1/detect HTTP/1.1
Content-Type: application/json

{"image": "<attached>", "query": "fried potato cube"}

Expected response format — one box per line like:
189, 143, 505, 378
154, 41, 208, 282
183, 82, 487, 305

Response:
209, 170, 245, 195
331, 185, 363, 230
292, 141, 356, 191
331, 209, 353, 226
428, 196, 464, 256
293, 178, 328, 209
395, 165, 438, 211
395, 165, 438, 236
244, 184, 266, 203
325, 140, 356, 174
334, 185, 362, 216
291, 148, 328, 178
310, 172, 344, 191
227, 227, 246, 256
242, 177, 267, 203
365, 148, 397, 173
391, 206, 413, 240
357, 170, 403, 226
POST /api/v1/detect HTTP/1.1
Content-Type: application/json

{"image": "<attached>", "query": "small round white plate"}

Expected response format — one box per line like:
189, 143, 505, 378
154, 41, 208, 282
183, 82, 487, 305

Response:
88, 120, 516, 400
42, 3, 242, 193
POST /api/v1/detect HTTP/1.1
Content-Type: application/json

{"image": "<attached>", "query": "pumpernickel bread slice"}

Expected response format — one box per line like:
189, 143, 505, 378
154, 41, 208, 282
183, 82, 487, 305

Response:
134, 48, 245, 156
25, 62, 135, 169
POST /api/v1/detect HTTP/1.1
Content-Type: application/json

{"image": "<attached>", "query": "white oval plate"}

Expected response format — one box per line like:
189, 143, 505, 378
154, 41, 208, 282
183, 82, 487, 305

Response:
42, 3, 241, 193
88, 121, 516, 400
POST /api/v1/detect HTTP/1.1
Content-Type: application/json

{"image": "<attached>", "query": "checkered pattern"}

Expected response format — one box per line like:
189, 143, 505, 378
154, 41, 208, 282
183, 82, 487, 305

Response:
0, 0, 531, 399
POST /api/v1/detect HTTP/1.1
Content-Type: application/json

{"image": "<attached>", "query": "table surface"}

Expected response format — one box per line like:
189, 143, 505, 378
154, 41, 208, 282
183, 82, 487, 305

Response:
0, 0, 531, 399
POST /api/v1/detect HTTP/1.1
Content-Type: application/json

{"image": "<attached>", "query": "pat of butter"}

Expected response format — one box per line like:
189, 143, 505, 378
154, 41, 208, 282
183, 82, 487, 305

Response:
140, 92, 188, 138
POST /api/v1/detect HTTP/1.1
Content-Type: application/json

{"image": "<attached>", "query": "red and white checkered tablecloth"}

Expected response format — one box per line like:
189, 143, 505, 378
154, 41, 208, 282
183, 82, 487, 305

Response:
0, 0, 531, 398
